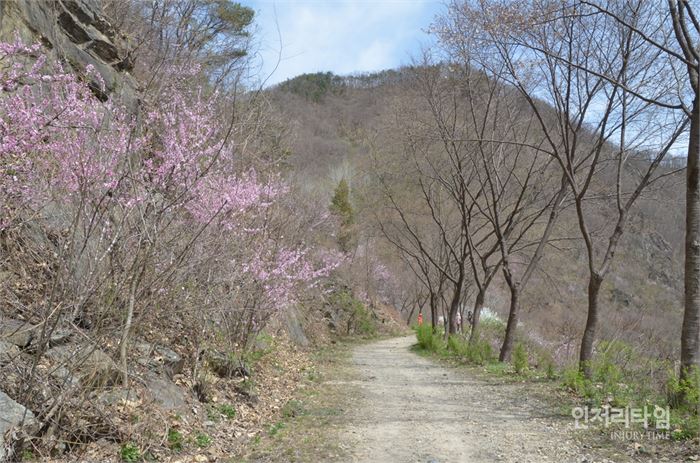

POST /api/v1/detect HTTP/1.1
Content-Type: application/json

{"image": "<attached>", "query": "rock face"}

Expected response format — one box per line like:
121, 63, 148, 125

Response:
0, 391, 39, 461
0, 0, 139, 108
284, 306, 310, 347
207, 350, 250, 379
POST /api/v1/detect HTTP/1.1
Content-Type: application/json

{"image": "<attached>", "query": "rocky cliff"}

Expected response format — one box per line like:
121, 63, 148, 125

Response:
0, 0, 139, 108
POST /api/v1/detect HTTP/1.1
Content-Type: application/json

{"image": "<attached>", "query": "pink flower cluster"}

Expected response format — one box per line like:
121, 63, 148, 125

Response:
1, 38, 340, 322
142, 90, 225, 192
187, 170, 284, 230
0, 39, 135, 226
243, 246, 343, 308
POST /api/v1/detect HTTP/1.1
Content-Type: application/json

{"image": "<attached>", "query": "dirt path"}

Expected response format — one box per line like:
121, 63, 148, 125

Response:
244, 335, 637, 462
340, 336, 609, 463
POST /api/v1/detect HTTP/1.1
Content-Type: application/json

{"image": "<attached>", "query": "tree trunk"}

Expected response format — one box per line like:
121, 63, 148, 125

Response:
579, 274, 603, 378
499, 285, 520, 362
429, 292, 439, 331
447, 282, 462, 337
406, 304, 417, 326
681, 99, 700, 389
120, 273, 138, 387
469, 289, 485, 344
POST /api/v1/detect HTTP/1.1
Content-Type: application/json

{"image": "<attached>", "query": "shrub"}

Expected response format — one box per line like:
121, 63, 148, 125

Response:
416, 324, 440, 352
545, 360, 557, 380
563, 360, 637, 407
562, 367, 589, 396
533, 350, 557, 379
465, 336, 494, 365
559, 346, 698, 440
447, 335, 469, 357
667, 367, 700, 409
352, 303, 377, 337
330, 289, 377, 337
513, 343, 529, 374
669, 410, 699, 441
446, 334, 494, 365
479, 317, 506, 337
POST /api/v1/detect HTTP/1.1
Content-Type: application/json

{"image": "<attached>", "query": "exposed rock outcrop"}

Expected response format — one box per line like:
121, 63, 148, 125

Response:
0, 0, 139, 108
207, 350, 250, 379
283, 306, 310, 347
144, 373, 188, 411
135, 341, 184, 379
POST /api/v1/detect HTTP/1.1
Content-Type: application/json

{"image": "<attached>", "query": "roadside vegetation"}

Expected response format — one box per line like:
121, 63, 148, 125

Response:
414, 323, 699, 445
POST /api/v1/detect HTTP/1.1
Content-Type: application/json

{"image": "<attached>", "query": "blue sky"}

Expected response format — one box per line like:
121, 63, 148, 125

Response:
243, 0, 445, 86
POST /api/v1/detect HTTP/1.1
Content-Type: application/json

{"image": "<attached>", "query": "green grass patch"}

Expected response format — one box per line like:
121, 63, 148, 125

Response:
167, 429, 184, 452
281, 399, 305, 418
415, 323, 442, 352
414, 325, 499, 366
268, 421, 286, 437
560, 343, 699, 441
195, 433, 212, 448
119, 443, 141, 462
218, 403, 236, 419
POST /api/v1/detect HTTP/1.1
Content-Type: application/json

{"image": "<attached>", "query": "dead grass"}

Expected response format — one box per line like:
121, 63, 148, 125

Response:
232, 341, 360, 463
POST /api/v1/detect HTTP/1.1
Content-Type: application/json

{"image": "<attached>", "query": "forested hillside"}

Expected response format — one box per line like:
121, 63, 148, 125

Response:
269, 68, 686, 362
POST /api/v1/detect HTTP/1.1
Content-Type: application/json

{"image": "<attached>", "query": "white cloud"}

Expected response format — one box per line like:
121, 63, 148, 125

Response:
356, 39, 395, 71
246, 0, 442, 85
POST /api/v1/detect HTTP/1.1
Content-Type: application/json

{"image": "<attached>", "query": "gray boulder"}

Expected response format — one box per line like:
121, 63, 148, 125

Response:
0, 340, 20, 364
46, 343, 119, 388
97, 387, 136, 407
144, 374, 188, 412
48, 328, 72, 347
0, 317, 75, 352
134, 342, 184, 379
0, 391, 39, 461
0, 317, 35, 348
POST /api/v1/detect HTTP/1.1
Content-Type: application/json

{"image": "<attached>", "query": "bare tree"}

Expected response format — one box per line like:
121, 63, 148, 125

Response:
437, 0, 686, 375
101, 0, 255, 93
453, 61, 570, 360
575, 0, 700, 401
375, 62, 506, 337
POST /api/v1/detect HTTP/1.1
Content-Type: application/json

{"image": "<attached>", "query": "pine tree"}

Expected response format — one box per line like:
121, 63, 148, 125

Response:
329, 179, 355, 251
